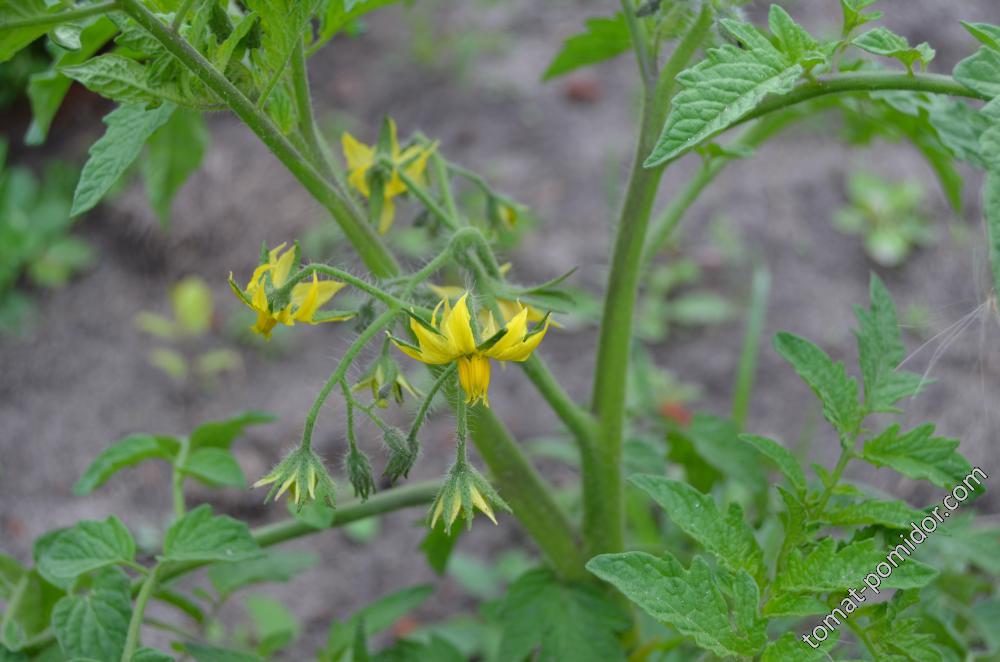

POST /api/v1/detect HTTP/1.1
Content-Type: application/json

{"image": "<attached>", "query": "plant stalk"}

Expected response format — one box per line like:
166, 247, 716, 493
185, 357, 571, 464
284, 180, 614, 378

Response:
120, 566, 160, 662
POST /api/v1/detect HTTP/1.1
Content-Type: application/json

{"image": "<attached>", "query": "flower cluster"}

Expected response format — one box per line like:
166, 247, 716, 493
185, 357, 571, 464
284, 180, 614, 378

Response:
229, 243, 352, 339
391, 292, 550, 406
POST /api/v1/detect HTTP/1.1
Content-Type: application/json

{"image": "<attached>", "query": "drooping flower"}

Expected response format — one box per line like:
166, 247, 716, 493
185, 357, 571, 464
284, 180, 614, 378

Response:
352, 354, 421, 408
229, 243, 353, 339
390, 292, 550, 407
429, 460, 510, 533
341, 118, 436, 234
253, 446, 337, 509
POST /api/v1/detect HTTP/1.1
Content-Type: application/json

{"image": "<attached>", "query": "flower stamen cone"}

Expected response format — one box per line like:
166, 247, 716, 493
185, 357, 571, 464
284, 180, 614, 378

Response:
253, 446, 337, 510
429, 461, 510, 534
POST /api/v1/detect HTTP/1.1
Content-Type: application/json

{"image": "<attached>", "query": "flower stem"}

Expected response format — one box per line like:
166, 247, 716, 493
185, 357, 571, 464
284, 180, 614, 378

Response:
115, 0, 400, 278
0, 1, 117, 30
171, 438, 190, 519
120, 565, 160, 662
585, 3, 713, 558
170, 0, 198, 30
407, 363, 456, 442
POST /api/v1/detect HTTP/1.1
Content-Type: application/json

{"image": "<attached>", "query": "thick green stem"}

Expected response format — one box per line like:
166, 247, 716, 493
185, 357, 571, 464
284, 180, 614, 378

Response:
121, 566, 160, 662
116, 0, 400, 278
467, 406, 588, 580
585, 4, 713, 558
0, 1, 117, 30
732, 267, 770, 430
291, 41, 336, 183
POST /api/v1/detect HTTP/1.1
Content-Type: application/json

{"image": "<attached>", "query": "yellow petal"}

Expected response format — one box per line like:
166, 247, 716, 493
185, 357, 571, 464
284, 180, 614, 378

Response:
408, 318, 458, 363
483, 308, 529, 359
443, 293, 477, 355
457, 355, 491, 407
266, 242, 288, 265
471, 487, 497, 524
378, 195, 396, 234
431, 496, 445, 528
447, 493, 462, 528
342, 132, 373, 171
270, 244, 296, 288
292, 276, 345, 322
275, 474, 297, 500
387, 117, 400, 159
490, 317, 549, 362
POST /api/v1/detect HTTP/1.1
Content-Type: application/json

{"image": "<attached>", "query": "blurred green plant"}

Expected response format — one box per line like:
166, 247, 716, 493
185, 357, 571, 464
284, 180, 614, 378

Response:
833, 171, 935, 266
636, 258, 734, 342
0, 138, 94, 335
135, 276, 242, 386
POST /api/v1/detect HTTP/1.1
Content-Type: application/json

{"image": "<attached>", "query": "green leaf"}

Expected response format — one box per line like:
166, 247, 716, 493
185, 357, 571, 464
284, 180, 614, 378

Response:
853, 274, 924, 412
494, 569, 628, 662
861, 423, 972, 489
51, 568, 131, 662
985, 170, 1000, 297
587, 553, 765, 658
0, 0, 50, 63
183, 643, 261, 662
738, 434, 807, 493
419, 522, 464, 575
321, 585, 435, 660
183, 448, 246, 488
841, 0, 883, 36
371, 635, 465, 662
37, 516, 136, 580
62, 54, 211, 107
542, 14, 631, 81
134, 649, 175, 662
246, 595, 299, 657
318, 0, 402, 46
824, 498, 925, 528
954, 47, 1000, 100
74, 434, 180, 495
645, 17, 804, 166
72, 103, 176, 217
0, 554, 24, 600
142, 108, 209, 227
762, 592, 828, 617
160, 504, 261, 564
189, 411, 276, 451
774, 332, 859, 436
629, 475, 764, 582
208, 550, 317, 598
774, 538, 875, 593
767, 5, 819, 64
0, 569, 63, 648
25, 17, 118, 146
962, 22, 1000, 52
762, 630, 839, 662
852, 27, 935, 70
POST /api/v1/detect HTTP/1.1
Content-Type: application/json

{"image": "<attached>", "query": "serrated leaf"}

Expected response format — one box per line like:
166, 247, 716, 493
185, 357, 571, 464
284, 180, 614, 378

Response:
51, 568, 131, 662
774, 538, 875, 593
587, 553, 765, 658
317, 0, 402, 47
824, 498, 924, 529
854, 274, 924, 412
862, 423, 972, 489
762, 630, 839, 662
25, 17, 118, 146
208, 551, 316, 598
762, 592, 828, 617
841, 0, 883, 36
962, 22, 1000, 52
321, 585, 435, 660
0, 0, 50, 63
494, 569, 628, 662
630, 474, 764, 582
774, 332, 859, 436
954, 47, 1000, 100
143, 108, 209, 227
542, 14, 631, 81
182, 448, 246, 488
738, 434, 807, 493
853, 27, 935, 70
246, 595, 299, 657
37, 516, 135, 580
160, 504, 261, 564
189, 410, 276, 451
0, 554, 24, 600
62, 54, 211, 107
72, 103, 176, 217
645, 17, 804, 166
767, 5, 819, 64
74, 434, 180, 495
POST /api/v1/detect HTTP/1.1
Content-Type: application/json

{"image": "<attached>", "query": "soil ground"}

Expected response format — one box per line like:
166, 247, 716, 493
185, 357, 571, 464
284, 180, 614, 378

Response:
1, 0, 998, 658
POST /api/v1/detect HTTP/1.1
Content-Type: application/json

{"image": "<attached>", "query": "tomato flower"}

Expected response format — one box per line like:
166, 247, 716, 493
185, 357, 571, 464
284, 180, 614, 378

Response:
253, 446, 337, 509
341, 118, 436, 234
229, 243, 352, 339
430, 461, 510, 533
390, 292, 550, 407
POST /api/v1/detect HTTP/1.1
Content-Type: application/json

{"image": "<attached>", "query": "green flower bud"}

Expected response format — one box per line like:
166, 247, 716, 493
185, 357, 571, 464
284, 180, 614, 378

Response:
429, 461, 510, 534
345, 447, 376, 502
253, 446, 336, 511
382, 426, 418, 484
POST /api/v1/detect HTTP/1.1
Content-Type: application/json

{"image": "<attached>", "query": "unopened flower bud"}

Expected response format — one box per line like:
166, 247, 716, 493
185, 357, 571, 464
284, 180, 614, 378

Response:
345, 447, 376, 502
253, 446, 336, 511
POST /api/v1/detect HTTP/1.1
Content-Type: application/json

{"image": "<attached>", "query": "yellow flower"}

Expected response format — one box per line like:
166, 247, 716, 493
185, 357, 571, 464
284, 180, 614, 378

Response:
429, 461, 510, 533
390, 292, 550, 406
229, 243, 353, 339
428, 282, 551, 327
253, 446, 337, 509
341, 118, 436, 234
